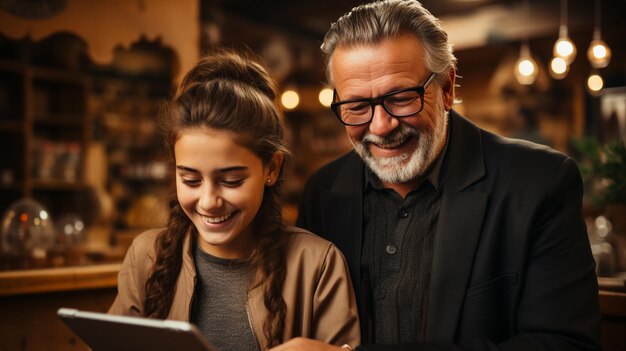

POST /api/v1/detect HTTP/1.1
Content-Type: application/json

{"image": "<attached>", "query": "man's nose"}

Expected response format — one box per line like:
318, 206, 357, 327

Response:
369, 104, 399, 137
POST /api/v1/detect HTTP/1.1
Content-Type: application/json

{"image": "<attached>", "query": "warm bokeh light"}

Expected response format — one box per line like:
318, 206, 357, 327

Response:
318, 88, 334, 107
518, 59, 535, 76
587, 73, 604, 94
549, 56, 569, 79
515, 43, 538, 85
281, 90, 300, 110
553, 37, 576, 64
515, 58, 537, 85
587, 39, 612, 69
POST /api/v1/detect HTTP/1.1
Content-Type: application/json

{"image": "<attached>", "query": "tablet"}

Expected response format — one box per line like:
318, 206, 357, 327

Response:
57, 308, 217, 351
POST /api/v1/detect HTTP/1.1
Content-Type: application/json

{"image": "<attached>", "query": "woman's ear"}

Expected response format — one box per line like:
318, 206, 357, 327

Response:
266, 151, 284, 186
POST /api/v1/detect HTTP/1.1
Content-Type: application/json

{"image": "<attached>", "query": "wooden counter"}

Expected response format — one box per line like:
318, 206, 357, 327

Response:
0, 264, 121, 350
0, 265, 624, 351
599, 289, 626, 351
0, 263, 120, 297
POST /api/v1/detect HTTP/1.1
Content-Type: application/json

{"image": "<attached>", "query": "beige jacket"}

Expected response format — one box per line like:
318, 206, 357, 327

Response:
108, 226, 360, 350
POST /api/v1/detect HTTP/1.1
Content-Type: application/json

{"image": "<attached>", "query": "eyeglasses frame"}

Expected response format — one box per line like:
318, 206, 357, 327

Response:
330, 72, 436, 126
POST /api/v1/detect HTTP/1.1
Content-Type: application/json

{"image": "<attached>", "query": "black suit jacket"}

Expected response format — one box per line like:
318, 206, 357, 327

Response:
296, 110, 601, 351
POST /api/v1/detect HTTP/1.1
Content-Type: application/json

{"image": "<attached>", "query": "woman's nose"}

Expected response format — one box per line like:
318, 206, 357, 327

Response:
198, 184, 223, 210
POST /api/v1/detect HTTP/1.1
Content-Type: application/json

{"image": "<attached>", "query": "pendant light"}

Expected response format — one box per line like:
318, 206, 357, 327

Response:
515, 0, 537, 85
587, 0, 611, 68
516, 43, 538, 85
552, 0, 577, 65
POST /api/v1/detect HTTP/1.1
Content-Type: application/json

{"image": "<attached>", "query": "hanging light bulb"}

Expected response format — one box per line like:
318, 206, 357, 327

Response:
549, 56, 569, 79
554, 27, 577, 64
586, 71, 604, 95
588, 29, 612, 69
514, 0, 537, 85
515, 42, 538, 85
587, 0, 611, 69
552, 0, 576, 65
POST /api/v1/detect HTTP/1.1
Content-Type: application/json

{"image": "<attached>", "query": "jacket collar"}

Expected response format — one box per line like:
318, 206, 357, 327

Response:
323, 152, 365, 317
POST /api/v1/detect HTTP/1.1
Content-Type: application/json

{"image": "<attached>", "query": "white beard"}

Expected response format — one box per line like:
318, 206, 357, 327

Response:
351, 90, 448, 184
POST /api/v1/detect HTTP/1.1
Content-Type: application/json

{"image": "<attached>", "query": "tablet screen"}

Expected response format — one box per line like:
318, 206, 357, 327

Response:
58, 308, 217, 351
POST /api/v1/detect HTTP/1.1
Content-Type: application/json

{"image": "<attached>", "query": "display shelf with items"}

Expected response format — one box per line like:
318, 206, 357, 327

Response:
0, 60, 26, 207
0, 34, 96, 270
88, 39, 175, 247
90, 73, 171, 246
30, 68, 89, 188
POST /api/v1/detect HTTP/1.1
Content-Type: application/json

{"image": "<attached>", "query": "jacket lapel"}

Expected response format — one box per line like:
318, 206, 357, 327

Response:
321, 152, 364, 290
426, 111, 488, 341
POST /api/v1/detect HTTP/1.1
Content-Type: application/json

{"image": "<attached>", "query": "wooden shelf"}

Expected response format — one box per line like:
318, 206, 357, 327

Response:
30, 65, 89, 84
33, 115, 85, 126
31, 180, 89, 190
0, 263, 120, 297
0, 120, 23, 132
0, 58, 25, 73
599, 277, 626, 293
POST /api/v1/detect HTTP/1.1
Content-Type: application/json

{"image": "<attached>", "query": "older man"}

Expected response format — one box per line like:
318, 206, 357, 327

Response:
272, 1, 601, 350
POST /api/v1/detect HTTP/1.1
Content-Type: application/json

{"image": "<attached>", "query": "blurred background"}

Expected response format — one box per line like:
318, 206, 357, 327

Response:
0, 0, 625, 349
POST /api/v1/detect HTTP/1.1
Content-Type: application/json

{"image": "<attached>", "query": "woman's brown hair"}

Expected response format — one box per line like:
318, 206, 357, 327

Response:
143, 48, 291, 348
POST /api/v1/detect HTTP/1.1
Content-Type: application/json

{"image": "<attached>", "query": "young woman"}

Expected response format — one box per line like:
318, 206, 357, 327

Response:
108, 50, 360, 351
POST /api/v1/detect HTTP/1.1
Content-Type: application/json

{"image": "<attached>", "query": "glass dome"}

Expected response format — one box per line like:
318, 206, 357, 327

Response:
55, 213, 86, 247
1, 198, 55, 254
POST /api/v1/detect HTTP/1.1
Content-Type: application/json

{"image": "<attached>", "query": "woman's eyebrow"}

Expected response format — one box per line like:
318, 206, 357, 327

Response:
175, 165, 249, 173
176, 165, 198, 173
214, 166, 248, 174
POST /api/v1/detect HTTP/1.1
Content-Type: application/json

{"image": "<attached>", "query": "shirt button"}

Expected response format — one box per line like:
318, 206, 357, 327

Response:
386, 245, 397, 255
398, 210, 409, 219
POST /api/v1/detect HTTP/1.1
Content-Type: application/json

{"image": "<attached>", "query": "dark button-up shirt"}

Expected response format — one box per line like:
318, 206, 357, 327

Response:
361, 129, 449, 344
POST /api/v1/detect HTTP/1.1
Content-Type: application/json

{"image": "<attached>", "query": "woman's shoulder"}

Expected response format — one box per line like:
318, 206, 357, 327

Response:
285, 226, 331, 246
126, 228, 163, 258
284, 226, 342, 260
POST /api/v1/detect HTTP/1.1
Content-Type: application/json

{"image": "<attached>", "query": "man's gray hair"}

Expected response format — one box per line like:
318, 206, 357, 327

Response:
321, 0, 457, 85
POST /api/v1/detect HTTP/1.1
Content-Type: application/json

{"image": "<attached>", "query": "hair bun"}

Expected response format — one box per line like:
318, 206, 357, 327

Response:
179, 49, 277, 101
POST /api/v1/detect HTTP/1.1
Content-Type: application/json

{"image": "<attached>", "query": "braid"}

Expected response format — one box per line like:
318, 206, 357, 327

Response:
261, 238, 288, 348
249, 176, 290, 347
143, 198, 192, 318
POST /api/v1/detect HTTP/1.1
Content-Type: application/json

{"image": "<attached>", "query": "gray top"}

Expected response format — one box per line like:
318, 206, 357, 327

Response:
191, 246, 259, 351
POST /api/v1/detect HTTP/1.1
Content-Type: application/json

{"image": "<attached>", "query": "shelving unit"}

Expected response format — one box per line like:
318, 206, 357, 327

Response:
0, 33, 176, 258
0, 60, 25, 201
89, 68, 172, 239
0, 58, 92, 223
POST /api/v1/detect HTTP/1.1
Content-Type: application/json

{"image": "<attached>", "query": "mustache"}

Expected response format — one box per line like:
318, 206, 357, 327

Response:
361, 125, 419, 147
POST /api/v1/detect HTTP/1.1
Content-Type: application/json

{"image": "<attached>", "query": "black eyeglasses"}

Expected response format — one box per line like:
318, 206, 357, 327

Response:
331, 73, 436, 126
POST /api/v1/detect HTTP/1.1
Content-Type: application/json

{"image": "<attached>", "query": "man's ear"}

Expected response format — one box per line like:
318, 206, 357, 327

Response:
442, 68, 456, 111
